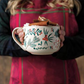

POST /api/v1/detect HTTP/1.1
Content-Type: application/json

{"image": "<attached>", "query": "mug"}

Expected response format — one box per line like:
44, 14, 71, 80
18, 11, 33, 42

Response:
12, 25, 60, 55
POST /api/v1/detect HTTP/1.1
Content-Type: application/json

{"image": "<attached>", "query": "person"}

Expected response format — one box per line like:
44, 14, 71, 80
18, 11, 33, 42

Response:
0, 0, 84, 84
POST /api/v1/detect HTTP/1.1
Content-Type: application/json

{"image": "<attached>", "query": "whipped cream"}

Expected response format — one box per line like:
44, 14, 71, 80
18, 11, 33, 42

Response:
24, 23, 30, 27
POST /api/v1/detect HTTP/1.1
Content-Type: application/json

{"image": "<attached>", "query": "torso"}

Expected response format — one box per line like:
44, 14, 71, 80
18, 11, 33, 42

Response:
9, 3, 80, 84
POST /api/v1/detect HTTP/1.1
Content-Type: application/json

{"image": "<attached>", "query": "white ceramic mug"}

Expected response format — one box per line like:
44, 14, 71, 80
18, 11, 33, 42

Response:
12, 25, 60, 55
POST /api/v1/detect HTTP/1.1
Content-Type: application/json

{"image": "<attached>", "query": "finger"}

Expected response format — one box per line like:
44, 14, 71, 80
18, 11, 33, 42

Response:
18, 32, 25, 38
60, 26, 64, 30
20, 37, 24, 43
60, 35, 65, 42
17, 28, 23, 34
60, 42, 63, 47
59, 30, 65, 36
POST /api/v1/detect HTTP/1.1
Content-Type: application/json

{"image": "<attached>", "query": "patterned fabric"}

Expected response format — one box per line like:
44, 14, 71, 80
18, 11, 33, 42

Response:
0, 0, 84, 59
0, 0, 84, 84
0, 0, 84, 58
9, 2, 80, 84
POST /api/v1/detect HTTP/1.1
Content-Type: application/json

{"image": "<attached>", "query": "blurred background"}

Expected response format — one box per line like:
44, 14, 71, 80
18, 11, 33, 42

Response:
0, 56, 84, 84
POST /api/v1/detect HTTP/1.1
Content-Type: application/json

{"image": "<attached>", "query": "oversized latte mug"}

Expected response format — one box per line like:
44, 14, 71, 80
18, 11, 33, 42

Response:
12, 24, 60, 55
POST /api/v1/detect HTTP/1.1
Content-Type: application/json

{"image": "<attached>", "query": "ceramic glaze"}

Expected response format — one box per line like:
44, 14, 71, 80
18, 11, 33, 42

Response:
12, 24, 60, 55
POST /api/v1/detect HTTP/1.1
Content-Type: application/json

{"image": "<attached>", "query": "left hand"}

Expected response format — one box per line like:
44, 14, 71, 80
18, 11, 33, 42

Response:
59, 26, 65, 47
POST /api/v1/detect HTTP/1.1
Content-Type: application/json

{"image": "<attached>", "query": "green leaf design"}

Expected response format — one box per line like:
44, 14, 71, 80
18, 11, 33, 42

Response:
27, 28, 42, 36
38, 41, 42, 45
43, 28, 49, 35
24, 40, 26, 46
44, 41, 48, 45
28, 39, 31, 45
48, 37, 53, 42
30, 44, 36, 48
55, 29, 59, 37
36, 29, 42, 36
48, 33, 52, 38
48, 39, 53, 42
48, 33, 54, 42
33, 36, 40, 43
26, 36, 40, 48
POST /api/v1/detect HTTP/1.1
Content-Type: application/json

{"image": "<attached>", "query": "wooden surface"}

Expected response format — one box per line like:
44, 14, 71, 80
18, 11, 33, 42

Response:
0, 56, 12, 84
76, 56, 84, 84
0, 56, 84, 84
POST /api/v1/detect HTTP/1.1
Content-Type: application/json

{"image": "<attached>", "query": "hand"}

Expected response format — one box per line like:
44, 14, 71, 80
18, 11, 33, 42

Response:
59, 26, 65, 47
16, 26, 65, 46
16, 28, 25, 44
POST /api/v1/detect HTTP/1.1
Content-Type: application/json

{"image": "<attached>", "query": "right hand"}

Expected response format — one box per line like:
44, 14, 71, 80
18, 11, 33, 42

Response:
16, 28, 25, 44
59, 26, 65, 48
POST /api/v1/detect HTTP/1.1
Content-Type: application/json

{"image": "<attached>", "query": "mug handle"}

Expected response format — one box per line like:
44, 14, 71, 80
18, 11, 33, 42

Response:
12, 27, 26, 51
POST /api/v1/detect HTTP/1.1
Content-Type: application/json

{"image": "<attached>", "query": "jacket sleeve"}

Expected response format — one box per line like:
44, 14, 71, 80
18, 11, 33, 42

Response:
52, 0, 84, 60
0, 0, 32, 56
